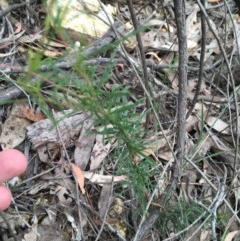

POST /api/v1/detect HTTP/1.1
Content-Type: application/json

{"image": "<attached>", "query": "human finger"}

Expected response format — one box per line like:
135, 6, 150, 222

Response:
0, 149, 27, 182
0, 186, 12, 210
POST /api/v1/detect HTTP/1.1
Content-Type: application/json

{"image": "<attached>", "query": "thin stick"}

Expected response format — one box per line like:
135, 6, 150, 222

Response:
172, 0, 188, 187
126, 0, 150, 127
186, 0, 206, 119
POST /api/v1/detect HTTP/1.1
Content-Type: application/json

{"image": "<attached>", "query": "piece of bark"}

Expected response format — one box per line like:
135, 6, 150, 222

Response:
26, 110, 89, 148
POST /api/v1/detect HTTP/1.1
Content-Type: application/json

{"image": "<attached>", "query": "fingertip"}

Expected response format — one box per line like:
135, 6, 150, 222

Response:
0, 149, 27, 182
0, 186, 12, 210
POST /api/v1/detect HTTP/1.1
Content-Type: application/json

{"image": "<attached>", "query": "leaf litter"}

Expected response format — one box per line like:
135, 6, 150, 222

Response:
1, 0, 240, 240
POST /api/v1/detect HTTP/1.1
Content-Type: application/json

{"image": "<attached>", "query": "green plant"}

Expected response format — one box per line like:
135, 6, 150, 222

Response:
15, 37, 162, 215
156, 198, 207, 236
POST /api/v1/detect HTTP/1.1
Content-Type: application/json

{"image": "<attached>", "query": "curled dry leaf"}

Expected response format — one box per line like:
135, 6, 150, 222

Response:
70, 163, 85, 195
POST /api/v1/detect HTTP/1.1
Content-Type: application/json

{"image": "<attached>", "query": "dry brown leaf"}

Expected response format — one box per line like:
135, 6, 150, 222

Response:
200, 230, 211, 240
141, 29, 178, 51
23, 217, 38, 241
31, 224, 67, 241
196, 136, 213, 157
170, 72, 179, 90
47, 0, 115, 40
186, 115, 199, 132
210, 145, 235, 167
0, 103, 31, 149
200, 88, 211, 96
90, 134, 113, 170
98, 184, 112, 218
65, 213, 86, 239
205, 116, 229, 134
224, 231, 240, 241
74, 119, 95, 170
71, 163, 85, 195
186, 5, 200, 49
14, 21, 22, 34
133, 148, 158, 164
115, 63, 124, 70
50, 184, 73, 205
158, 151, 174, 162
19, 106, 45, 122
0, 0, 8, 9
134, 136, 169, 163
37, 146, 49, 162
